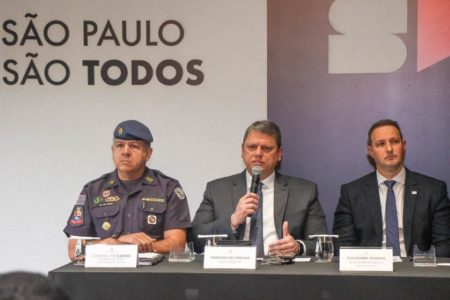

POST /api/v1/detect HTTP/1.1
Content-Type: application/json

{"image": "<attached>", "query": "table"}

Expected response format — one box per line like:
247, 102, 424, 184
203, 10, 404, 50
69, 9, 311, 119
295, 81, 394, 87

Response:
48, 257, 450, 300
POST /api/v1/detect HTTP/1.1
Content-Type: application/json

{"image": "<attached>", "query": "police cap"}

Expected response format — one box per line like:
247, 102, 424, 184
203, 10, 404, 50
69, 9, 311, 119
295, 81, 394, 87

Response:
114, 120, 153, 144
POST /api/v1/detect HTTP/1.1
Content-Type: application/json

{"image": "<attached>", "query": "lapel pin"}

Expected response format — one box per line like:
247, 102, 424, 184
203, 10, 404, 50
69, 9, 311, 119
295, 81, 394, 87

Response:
412, 191, 417, 195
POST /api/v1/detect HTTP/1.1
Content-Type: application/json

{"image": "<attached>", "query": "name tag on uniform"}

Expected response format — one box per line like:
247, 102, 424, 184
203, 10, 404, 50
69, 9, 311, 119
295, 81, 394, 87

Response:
85, 244, 138, 268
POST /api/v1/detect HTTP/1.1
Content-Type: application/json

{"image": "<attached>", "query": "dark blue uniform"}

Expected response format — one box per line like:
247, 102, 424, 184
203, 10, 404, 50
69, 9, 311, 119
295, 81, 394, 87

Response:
64, 168, 191, 239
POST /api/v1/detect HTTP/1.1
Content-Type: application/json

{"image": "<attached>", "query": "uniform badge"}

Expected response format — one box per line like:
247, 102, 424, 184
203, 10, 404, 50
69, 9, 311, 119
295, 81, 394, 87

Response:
147, 215, 157, 225
75, 194, 86, 206
145, 176, 154, 183
105, 195, 120, 202
70, 206, 84, 226
174, 187, 186, 200
93, 196, 102, 205
102, 190, 111, 197
102, 221, 111, 231
117, 127, 123, 136
107, 180, 115, 186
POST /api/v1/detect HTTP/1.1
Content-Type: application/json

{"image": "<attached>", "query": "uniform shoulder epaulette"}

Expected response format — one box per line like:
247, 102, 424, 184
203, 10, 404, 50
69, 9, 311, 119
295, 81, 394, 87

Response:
83, 172, 113, 188
150, 169, 173, 180
150, 169, 178, 183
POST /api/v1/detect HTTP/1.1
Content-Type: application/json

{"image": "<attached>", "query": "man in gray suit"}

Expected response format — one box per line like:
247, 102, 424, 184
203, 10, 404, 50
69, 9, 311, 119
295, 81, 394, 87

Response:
333, 119, 450, 257
192, 120, 327, 256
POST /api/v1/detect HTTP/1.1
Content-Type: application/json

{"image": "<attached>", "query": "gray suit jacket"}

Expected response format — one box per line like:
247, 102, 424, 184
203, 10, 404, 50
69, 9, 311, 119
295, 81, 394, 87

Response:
333, 169, 450, 257
192, 171, 327, 255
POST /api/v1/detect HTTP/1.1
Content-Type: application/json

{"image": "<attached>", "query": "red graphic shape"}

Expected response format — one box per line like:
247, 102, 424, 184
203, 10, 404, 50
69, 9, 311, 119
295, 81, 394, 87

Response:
417, 0, 450, 71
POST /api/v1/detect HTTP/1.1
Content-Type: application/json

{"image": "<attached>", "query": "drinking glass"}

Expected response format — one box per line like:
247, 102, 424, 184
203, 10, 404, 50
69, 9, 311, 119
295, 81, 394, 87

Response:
169, 241, 195, 262
71, 236, 99, 265
309, 234, 338, 263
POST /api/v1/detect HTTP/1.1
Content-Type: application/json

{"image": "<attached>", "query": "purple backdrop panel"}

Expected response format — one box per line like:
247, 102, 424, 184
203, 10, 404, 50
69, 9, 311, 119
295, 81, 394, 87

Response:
268, 0, 450, 231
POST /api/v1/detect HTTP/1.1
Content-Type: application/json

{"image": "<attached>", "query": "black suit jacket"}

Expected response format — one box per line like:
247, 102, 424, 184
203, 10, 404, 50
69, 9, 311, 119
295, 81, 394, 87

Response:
333, 169, 450, 257
192, 171, 327, 255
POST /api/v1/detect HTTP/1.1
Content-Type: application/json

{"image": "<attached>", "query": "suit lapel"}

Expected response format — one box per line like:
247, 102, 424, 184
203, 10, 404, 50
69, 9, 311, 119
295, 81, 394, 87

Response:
364, 173, 383, 245
232, 171, 247, 208
403, 169, 418, 254
274, 174, 288, 239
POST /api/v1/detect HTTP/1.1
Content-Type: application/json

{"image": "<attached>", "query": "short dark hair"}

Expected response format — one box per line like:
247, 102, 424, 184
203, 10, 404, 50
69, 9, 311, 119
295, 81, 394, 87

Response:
0, 272, 69, 300
367, 119, 403, 146
243, 120, 282, 148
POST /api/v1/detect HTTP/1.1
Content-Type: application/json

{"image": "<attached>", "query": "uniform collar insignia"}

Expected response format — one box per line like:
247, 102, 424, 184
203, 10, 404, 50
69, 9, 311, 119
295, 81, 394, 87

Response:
145, 176, 154, 184
107, 179, 116, 187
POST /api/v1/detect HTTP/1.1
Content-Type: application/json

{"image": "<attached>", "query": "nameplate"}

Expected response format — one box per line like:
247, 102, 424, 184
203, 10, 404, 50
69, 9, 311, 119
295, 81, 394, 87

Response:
85, 244, 138, 268
203, 246, 256, 269
339, 247, 393, 271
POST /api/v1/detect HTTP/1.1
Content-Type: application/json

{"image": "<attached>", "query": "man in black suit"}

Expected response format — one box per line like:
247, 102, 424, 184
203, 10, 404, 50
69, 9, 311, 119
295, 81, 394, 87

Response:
333, 119, 450, 257
192, 120, 327, 256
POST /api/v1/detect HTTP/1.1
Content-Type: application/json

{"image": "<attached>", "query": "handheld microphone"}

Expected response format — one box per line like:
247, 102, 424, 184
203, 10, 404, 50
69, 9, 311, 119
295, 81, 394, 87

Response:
250, 166, 262, 194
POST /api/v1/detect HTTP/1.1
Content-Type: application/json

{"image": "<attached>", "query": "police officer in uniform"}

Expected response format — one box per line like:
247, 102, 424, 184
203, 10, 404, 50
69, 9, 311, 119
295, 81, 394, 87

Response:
64, 120, 191, 260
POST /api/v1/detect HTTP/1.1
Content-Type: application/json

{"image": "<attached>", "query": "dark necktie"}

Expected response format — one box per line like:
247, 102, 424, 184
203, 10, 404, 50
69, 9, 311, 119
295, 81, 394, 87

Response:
384, 180, 400, 256
250, 183, 264, 257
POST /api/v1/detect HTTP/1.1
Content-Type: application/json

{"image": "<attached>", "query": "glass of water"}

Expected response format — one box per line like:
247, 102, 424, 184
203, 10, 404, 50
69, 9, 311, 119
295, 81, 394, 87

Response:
310, 234, 338, 262
71, 236, 99, 265
169, 241, 195, 262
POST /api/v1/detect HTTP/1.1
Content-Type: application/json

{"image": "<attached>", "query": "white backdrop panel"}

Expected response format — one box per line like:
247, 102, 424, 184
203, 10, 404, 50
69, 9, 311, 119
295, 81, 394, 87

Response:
0, 0, 266, 273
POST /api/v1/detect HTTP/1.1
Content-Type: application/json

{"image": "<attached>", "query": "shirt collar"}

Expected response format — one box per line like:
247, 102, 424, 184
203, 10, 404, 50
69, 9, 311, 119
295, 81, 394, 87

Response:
376, 166, 406, 186
245, 170, 275, 190
142, 168, 156, 185
261, 171, 275, 189
106, 171, 120, 188
113, 167, 156, 186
